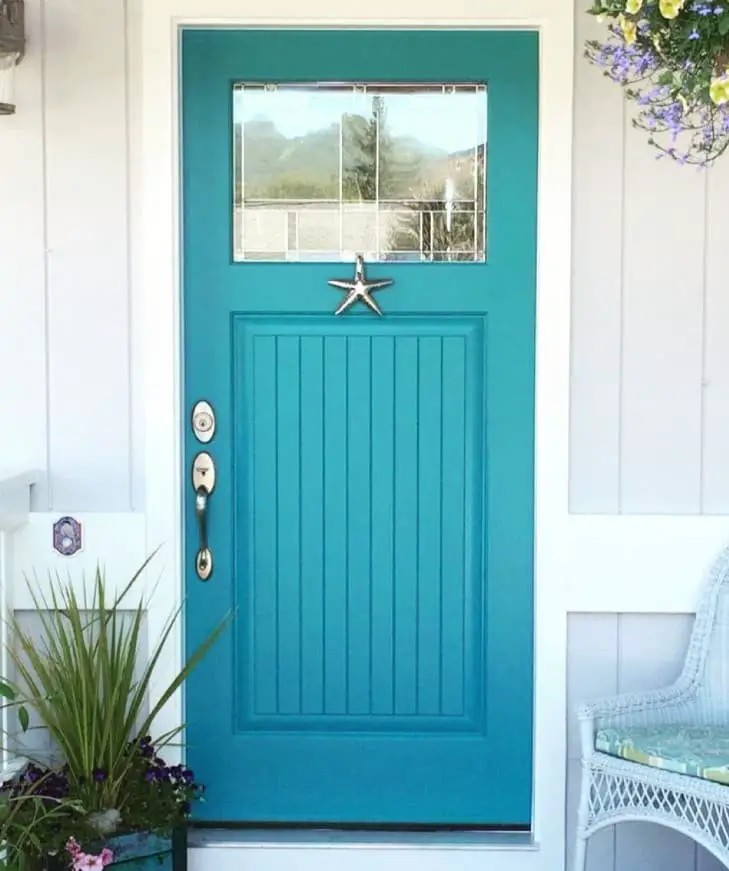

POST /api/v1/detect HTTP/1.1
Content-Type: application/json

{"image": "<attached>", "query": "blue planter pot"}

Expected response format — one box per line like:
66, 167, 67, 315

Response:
102, 833, 172, 871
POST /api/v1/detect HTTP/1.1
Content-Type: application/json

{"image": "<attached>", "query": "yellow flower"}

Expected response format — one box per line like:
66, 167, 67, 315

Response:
710, 73, 729, 106
618, 13, 638, 43
658, 0, 685, 18
626, 0, 643, 13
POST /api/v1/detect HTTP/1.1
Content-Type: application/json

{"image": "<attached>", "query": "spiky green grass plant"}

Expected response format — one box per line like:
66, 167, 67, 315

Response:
7, 555, 227, 819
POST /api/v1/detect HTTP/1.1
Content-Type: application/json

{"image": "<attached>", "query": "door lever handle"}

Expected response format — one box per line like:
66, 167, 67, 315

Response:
192, 451, 215, 581
195, 486, 209, 551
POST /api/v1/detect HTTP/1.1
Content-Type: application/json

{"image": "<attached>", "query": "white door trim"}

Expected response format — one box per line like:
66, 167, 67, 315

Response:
137, 3, 573, 870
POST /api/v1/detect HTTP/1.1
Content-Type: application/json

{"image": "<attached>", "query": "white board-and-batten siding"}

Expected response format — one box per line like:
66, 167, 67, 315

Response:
0, 0, 142, 512
571, 1, 729, 515
0, 2, 728, 871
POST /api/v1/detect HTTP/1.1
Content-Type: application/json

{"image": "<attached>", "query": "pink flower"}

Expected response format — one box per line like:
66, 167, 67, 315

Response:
65, 839, 114, 871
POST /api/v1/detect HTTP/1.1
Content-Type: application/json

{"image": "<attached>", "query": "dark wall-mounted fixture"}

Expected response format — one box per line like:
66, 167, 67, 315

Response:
0, 1, 25, 115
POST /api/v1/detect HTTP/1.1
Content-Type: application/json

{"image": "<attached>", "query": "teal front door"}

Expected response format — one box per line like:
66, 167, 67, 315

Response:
182, 28, 538, 828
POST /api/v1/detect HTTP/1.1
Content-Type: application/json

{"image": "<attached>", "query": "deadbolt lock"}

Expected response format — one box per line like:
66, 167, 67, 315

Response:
191, 400, 216, 444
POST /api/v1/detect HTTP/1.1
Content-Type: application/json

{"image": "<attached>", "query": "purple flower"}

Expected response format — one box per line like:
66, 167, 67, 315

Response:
93, 768, 107, 782
144, 768, 156, 783
689, 27, 701, 38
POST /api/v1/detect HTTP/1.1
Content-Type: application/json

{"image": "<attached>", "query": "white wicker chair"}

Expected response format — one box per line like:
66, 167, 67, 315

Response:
574, 544, 729, 871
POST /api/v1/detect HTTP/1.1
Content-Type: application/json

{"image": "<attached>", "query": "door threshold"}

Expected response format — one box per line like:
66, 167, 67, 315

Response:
188, 828, 537, 851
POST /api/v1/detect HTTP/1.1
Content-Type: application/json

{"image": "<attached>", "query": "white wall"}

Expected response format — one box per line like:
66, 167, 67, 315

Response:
570, 0, 729, 515
0, 0, 141, 512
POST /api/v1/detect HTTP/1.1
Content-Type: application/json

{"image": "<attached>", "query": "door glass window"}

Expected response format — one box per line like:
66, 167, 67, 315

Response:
232, 83, 487, 263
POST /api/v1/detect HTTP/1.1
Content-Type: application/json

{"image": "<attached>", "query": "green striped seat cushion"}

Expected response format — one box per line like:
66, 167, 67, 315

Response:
596, 725, 729, 786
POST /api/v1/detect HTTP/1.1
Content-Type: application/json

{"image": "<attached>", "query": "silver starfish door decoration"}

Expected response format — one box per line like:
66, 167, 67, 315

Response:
328, 254, 394, 316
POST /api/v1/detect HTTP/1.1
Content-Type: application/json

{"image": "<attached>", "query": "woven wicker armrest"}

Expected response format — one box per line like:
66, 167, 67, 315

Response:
576, 682, 700, 758
577, 683, 695, 725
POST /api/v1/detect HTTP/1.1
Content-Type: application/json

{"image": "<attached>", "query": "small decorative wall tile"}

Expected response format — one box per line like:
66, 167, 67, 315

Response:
52, 516, 82, 557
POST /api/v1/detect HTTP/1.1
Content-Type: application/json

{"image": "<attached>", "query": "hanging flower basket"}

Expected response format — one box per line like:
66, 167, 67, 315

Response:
585, 0, 729, 166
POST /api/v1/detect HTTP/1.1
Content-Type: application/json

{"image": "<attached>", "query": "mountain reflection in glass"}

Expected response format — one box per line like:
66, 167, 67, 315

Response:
232, 83, 487, 263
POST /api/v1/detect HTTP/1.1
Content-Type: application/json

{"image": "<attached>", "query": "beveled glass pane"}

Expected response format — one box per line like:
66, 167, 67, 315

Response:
233, 83, 487, 263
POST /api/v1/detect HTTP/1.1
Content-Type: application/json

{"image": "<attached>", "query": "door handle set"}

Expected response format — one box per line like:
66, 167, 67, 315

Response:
191, 400, 217, 581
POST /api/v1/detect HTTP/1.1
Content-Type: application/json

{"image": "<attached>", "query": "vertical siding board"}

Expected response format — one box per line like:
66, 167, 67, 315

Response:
616, 614, 692, 692
697, 847, 727, 871
566, 614, 619, 761
700, 158, 729, 514
566, 614, 619, 871
569, 0, 624, 513
567, 614, 701, 871
127, 0, 145, 510
43, 0, 131, 509
619, 123, 705, 513
614, 614, 696, 871
0, 0, 48, 503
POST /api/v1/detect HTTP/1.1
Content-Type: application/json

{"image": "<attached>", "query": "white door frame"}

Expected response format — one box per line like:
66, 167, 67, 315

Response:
137, 2, 574, 869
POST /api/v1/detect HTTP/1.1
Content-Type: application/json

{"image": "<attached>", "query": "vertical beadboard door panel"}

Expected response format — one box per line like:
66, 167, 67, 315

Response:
619, 121, 705, 514
569, 0, 625, 514
701, 158, 729, 514
614, 613, 697, 871
241, 323, 479, 726
44, 0, 131, 510
0, 0, 48, 503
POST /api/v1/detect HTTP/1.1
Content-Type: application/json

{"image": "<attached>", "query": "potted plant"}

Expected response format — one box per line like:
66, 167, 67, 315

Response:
0, 680, 86, 871
585, 0, 729, 165
0, 557, 227, 871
